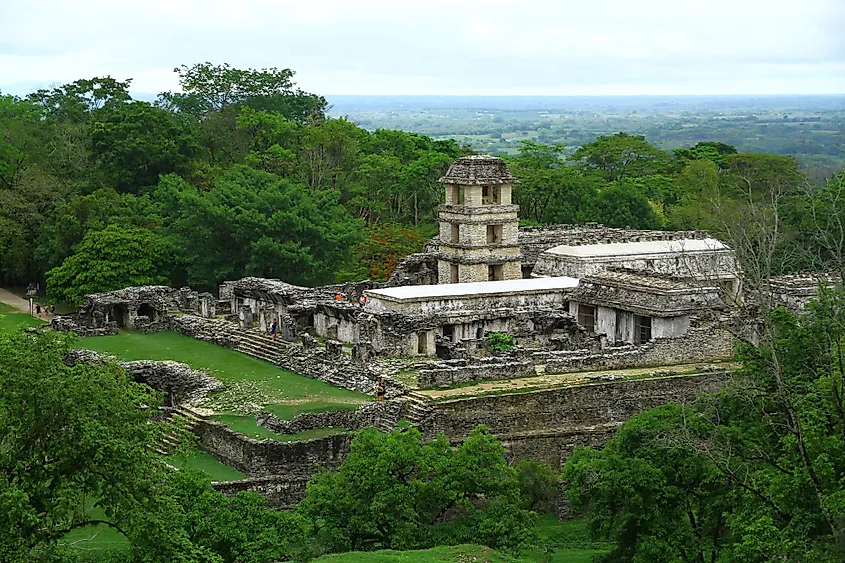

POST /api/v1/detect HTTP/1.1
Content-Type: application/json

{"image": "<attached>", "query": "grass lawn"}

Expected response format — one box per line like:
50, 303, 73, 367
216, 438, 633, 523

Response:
0, 302, 45, 334
523, 515, 611, 562
311, 518, 609, 563
312, 544, 524, 562
210, 414, 349, 443
167, 449, 247, 481
60, 507, 130, 560
79, 331, 369, 420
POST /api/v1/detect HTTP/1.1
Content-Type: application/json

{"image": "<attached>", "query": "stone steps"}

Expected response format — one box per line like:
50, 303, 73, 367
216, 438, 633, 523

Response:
156, 409, 202, 455
395, 392, 434, 427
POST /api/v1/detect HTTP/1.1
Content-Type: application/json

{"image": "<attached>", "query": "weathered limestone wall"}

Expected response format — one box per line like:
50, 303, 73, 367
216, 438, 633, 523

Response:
212, 476, 309, 509
419, 372, 728, 470
418, 358, 535, 388
65, 349, 223, 408
534, 247, 738, 282
54, 286, 217, 335
195, 419, 353, 477
544, 326, 733, 374
258, 402, 402, 435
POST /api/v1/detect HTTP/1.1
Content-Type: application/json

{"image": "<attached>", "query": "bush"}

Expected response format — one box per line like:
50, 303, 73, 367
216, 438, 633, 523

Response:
488, 332, 515, 352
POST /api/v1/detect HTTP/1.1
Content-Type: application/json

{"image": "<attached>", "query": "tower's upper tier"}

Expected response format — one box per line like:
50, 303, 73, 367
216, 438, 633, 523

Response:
438, 155, 519, 185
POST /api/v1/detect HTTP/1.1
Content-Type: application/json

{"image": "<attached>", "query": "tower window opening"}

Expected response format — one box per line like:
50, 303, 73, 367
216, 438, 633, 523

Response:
487, 224, 502, 244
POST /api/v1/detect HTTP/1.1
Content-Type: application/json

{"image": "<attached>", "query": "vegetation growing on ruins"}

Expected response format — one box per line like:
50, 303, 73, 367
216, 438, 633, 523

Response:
488, 332, 516, 352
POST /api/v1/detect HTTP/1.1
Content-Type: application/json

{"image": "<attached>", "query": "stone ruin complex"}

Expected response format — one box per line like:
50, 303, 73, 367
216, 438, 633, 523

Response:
54, 155, 837, 511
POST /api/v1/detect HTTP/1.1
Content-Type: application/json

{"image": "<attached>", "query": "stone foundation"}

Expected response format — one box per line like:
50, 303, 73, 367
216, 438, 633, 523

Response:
194, 419, 352, 478
418, 372, 728, 470
257, 402, 402, 434
418, 357, 535, 388
545, 326, 733, 374
212, 476, 309, 509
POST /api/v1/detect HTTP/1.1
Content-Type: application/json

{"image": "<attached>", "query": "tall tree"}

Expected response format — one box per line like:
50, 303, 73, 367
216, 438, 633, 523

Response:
157, 62, 326, 122
90, 101, 200, 193
46, 224, 171, 305
569, 132, 670, 182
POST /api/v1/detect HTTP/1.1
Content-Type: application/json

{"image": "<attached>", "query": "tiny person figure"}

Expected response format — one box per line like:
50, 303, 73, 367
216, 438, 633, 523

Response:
50, 304, 56, 315
269, 318, 278, 341
358, 294, 367, 307
35, 303, 41, 316
375, 377, 386, 402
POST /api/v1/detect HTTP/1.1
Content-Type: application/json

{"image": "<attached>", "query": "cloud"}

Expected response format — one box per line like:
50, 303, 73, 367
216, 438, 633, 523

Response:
0, 0, 843, 96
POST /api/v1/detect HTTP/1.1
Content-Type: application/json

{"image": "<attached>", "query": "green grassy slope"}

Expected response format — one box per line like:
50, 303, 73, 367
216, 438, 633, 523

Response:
80, 331, 369, 419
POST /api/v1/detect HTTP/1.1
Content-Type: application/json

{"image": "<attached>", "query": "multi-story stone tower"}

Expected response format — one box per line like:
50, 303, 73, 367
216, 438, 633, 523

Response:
436, 155, 522, 283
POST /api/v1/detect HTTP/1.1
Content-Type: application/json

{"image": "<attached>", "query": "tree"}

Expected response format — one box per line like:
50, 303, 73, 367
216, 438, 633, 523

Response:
0, 330, 213, 561
564, 290, 845, 562
27, 77, 133, 120
569, 133, 670, 182
515, 460, 560, 513
46, 224, 171, 305
594, 183, 662, 230
674, 141, 738, 169
158, 62, 326, 123
164, 469, 307, 563
350, 223, 427, 281
299, 426, 535, 556
564, 404, 733, 563
90, 102, 199, 192
155, 167, 362, 289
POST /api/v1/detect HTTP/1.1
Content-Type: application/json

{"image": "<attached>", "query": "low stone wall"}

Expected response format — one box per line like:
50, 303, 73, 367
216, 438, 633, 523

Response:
52, 314, 118, 337
122, 359, 223, 407
545, 326, 733, 374
212, 476, 309, 509
257, 402, 402, 434
418, 357, 536, 388
194, 419, 353, 478
65, 350, 223, 407
168, 314, 240, 348
419, 372, 728, 470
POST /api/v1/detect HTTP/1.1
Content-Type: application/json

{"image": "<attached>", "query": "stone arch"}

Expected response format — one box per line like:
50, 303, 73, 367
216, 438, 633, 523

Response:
110, 304, 129, 328
137, 302, 157, 323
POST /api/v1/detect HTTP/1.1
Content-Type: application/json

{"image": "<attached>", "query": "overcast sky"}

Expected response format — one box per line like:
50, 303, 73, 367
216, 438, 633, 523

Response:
1, 0, 843, 97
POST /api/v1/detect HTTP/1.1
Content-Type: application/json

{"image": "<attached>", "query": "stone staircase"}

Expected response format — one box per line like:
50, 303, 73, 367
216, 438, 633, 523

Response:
397, 391, 435, 429
233, 331, 289, 364
155, 407, 204, 455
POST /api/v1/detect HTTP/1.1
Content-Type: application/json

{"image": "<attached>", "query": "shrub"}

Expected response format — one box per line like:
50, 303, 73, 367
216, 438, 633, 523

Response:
488, 332, 515, 352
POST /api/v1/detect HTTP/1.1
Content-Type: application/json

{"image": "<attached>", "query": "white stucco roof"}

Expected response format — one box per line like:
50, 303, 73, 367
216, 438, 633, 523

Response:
544, 238, 728, 259
366, 276, 579, 302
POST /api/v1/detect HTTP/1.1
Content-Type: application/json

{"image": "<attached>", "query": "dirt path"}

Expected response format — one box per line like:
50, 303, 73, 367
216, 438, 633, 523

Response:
417, 362, 736, 400
0, 287, 35, 315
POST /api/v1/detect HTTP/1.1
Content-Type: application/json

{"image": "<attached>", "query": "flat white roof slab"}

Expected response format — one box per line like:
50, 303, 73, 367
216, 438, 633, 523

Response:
366, 276, 579, 302
545, 238, 728, 258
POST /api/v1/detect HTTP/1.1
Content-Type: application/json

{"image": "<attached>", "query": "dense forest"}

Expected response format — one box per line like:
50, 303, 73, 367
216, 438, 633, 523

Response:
0, 63, 842, 304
